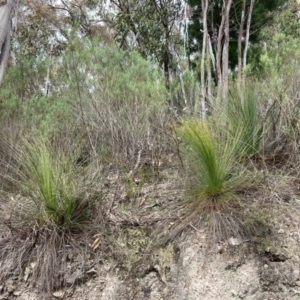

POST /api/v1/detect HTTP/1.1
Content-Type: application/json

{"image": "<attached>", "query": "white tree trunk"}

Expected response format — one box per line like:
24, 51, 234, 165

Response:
238, 0, 246, 83
0, 0, 14, 86
222, 0, 232, 99
200, 0, 208, 119
216, 1, 226, 98
243, 0, 255, 76
206, 39, 212, 108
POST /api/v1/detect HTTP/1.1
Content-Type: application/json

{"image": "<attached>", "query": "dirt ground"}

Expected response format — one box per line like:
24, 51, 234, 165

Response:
2, 163, 300, 300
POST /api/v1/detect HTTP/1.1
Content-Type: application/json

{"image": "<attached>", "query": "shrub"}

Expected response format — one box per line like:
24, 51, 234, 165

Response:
1, 41, 170, 174
0, 57, 73, 137
60, 42, 169, 171
177, 119, 246, 204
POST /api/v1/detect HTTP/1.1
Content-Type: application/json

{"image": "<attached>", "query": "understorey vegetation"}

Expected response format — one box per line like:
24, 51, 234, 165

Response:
0, 0, 300, 297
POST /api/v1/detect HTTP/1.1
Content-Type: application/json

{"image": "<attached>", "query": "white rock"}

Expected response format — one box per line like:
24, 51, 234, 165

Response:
13, 291, 22, 296
53, 290, 65, 299
228, 237, 242, 246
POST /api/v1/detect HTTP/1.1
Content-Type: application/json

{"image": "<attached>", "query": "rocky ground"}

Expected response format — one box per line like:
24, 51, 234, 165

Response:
1, 162, 300, 300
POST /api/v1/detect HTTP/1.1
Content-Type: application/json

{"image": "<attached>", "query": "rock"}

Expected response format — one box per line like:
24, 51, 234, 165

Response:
23, 266, 31, 282
228, 237, 242, 246
53, 290, 65, 298
13, 290, 21, 296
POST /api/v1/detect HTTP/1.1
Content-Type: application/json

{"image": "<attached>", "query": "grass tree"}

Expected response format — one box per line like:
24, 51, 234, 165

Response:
0, 134, 104, 296
15, 137, 93, 230
167, 118, 251, 244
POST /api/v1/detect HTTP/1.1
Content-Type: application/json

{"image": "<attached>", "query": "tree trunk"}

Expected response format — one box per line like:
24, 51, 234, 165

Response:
243, 0, 255, 76
216, 1, 226, 98
200, 0, 208, 119
0, 0, 14, 86
238, 0, 246, 83
222, 0, 233, 99
206, 37, 212, 109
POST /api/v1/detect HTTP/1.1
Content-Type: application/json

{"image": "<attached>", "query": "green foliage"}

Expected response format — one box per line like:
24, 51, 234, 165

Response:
114, 0, 182, 54
0, 39, 169, 170
161, 118, 253, 245
177, 119, 246, 205
0, 57, 47, 102
245, 0, 300, 156
248, 1, 300, 77
5, 136, 101, 231
0, 57, 73, 137
112, 0, 182, 85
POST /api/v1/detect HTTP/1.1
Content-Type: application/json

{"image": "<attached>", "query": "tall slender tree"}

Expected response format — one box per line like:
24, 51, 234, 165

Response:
0, 0, 14, 86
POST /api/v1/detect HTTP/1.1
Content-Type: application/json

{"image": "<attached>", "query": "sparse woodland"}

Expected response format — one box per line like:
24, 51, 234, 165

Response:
1, 0, 300, 298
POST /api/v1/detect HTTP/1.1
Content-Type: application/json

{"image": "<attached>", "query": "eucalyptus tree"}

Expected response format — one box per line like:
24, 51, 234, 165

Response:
110, 0, 184, 89
187, 0, 285, 104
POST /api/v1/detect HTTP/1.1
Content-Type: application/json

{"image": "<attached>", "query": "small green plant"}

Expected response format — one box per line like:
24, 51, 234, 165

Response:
126, 174, 144, 199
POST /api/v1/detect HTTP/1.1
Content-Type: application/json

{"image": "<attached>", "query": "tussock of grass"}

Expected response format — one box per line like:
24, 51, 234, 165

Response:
177, 120, 246, 203
0, 135, 106, 297
165, 119, 252, 245
4, 136, 101, 231
227, 83, 263, 156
